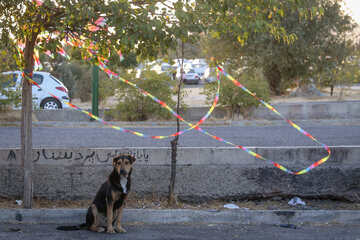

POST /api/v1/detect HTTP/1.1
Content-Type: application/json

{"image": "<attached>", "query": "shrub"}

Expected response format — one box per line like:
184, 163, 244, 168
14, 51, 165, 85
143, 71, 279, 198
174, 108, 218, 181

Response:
316, 53, 360, 96
0, 74, 22, 111
99, 72, 117, 104
202, 68, 270, 118
108, 70, 182, 121
0, 50, 21, 112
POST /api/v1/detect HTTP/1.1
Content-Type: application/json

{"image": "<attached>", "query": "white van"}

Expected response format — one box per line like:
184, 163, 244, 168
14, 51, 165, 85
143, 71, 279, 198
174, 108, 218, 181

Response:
0, 71, 69, 109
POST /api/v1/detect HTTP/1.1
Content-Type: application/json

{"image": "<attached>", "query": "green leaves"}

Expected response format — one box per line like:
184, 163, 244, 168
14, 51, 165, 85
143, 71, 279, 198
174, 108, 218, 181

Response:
203, 0, 355, 96
110, 70, 178, 121
202, 68, 270, 116
1, 0, 198, 69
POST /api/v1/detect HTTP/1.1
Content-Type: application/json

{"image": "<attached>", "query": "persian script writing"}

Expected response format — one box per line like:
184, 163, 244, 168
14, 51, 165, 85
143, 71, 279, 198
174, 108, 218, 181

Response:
6, 149, 150, 165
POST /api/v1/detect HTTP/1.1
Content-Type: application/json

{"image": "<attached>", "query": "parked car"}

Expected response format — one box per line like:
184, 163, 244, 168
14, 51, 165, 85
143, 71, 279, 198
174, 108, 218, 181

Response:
192, 59, 207, 64
191, 63, 207, 80
203, 67, 217, 83
160, 63, 177, 78
176, 68, 200, 85
0, 71, 69, 109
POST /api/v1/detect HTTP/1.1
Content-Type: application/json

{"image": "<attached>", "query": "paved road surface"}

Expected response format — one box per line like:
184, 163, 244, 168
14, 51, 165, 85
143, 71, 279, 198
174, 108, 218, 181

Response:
0, 124, 359, 148
1, 223, 359, 240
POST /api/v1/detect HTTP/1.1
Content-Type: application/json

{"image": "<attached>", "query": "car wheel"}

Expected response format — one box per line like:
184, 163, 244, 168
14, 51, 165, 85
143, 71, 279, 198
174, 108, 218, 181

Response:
40, 98, 62, 110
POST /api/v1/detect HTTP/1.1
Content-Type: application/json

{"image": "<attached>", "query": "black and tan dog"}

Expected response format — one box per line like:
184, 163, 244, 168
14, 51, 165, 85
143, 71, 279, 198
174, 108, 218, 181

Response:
57, 153, 136, 233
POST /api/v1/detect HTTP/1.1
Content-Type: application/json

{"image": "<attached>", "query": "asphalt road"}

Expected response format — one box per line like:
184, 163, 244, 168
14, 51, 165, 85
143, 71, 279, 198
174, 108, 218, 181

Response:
1, 223, 360, 240
0, 123, 360, 148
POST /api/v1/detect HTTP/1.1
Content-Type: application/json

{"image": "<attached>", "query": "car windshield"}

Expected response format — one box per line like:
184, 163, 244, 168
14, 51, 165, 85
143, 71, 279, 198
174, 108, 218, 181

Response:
186, 69, 196, 73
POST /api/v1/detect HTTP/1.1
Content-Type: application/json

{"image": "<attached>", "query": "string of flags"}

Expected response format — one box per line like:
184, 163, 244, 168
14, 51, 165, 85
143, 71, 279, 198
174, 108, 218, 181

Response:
17, 0, 331, 174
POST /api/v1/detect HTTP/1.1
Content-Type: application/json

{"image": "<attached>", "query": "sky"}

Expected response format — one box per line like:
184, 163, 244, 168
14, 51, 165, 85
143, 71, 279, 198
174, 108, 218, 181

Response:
342, 0, 360, 24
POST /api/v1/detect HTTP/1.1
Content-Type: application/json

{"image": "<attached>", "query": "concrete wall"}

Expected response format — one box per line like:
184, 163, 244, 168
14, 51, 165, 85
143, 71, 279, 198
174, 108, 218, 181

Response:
33, 101, 360, 122
1, 147, 359, 202
249, 101, 360, 120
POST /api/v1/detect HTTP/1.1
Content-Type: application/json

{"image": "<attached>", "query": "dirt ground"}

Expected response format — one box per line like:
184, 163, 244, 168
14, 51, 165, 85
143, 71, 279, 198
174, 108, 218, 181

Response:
70, 85, 360, 109
271, 85, 360, 103
1, 194, 360, 211
1, 85, 359, 122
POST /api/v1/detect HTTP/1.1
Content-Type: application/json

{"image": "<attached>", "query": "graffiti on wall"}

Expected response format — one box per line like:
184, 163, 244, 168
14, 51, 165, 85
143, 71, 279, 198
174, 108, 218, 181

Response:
6, 149, 150, 165
7, 150, 16, 162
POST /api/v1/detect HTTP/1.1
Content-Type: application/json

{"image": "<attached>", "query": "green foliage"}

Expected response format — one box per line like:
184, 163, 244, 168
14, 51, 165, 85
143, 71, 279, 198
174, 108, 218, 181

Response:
0, 0, 330, 115
334, 55, 360, 85
317, 50, 360, 91
108, 70, 181, 121
0, 49, 21, 112
117, 52, 138, 69
99, 73, 118, 104
0, 0, 201, 75
202, 68, 270, 117
51, 62, 75, 98
0, 0, 324, 105
202, 0, 355, 96
195, 0, 321, 47
41, 54, 90, 101
167, 41, 205, 61
0, 74, 22, 112
73, 66, 93, 102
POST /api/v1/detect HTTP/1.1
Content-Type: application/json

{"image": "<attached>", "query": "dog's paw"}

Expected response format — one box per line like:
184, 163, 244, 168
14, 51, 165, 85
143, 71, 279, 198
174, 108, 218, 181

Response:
115, 226, 127, 233
107, 227, 116, 234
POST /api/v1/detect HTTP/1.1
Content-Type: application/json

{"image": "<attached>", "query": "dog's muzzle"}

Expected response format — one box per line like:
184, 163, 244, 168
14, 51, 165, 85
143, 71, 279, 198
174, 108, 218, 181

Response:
120, 169, 127, 177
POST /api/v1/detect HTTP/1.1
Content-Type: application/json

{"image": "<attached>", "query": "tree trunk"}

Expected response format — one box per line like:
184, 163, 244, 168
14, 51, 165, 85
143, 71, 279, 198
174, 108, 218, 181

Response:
168, 43, 184, 206
330, 84, 334, 96
21, 33, 37, 209
265, 64, 282, 96
168, 136, 178, 206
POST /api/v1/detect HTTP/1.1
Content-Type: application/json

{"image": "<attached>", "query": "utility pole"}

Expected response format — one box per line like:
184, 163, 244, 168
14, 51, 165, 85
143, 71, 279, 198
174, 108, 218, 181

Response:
91, 65, 99, 120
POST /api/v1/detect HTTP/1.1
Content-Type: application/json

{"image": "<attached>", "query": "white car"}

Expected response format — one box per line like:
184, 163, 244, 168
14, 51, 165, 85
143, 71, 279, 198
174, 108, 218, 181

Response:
192, 59, 207, 64
191, 63, 207, 79
0, 71, 69, 109
176, 68, 200, 85
203, 67, 217, 83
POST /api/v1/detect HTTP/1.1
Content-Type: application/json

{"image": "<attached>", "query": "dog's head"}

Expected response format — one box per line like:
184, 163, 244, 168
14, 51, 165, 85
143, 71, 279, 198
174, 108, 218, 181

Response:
112, 153, 136, 178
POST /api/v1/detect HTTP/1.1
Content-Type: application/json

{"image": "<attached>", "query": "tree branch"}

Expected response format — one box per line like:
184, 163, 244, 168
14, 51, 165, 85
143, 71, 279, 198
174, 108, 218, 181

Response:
159, 2, 175, 10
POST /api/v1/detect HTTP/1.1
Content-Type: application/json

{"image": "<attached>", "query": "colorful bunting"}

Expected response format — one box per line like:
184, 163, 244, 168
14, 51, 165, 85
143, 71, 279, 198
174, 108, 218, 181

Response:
33, 49, 42, 70
18, 3, 331, 174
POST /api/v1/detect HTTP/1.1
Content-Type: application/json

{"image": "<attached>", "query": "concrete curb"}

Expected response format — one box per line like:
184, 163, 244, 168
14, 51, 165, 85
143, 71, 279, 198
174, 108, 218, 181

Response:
30, 101, 360, 122
2, 118, 360, 128
1, 209, 359, 225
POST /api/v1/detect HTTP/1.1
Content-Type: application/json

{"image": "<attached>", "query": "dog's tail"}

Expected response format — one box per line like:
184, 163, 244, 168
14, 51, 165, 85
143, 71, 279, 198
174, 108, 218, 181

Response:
56, 223, 87, 231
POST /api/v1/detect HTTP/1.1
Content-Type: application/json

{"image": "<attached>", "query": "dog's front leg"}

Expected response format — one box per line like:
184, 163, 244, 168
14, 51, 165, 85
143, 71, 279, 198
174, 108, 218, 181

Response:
106, 201, 116, 234
115, 200, 127, 233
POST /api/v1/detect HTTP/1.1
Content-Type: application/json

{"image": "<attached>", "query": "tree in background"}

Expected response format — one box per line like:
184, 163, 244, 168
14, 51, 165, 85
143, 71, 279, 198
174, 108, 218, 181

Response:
317, 48, 360, 96
166, 40, 204, 61
201, 0, 356, 96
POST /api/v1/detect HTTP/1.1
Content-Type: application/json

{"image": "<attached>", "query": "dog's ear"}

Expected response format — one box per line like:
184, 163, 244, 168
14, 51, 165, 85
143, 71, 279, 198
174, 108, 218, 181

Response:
129, 155, 136, 163
113, 156, 120, 166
